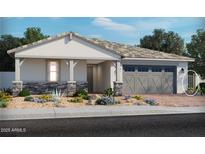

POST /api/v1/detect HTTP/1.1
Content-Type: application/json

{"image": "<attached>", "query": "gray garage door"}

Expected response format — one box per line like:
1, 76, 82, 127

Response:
123, 65, 176, 94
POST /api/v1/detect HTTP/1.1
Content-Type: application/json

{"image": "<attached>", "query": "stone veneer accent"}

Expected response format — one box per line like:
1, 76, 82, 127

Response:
113, 81, 123, 96
12, 81, 23, 96
23, 81, 88, 96
67, 81, 76, 96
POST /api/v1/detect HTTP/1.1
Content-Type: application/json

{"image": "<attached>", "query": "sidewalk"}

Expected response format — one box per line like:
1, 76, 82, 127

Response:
0, 105, 205, 121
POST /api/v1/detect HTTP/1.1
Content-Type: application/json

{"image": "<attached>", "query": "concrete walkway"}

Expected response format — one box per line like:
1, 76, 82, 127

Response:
0, 105, 205, 121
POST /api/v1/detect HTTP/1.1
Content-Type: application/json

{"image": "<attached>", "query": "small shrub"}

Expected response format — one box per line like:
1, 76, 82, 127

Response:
38, 95, 53, 102
75, 89, 89, 100
0, 88, 12, 95
0, 100, 8, 108
24, 96, 34, 101
104, 88, 114, 97
122, 95, 131, 100
19, 89, 30, 97
52, 89, 63, 103
95, 96, 117, 105
69, 97, 83, 103
33, 98, 46, 103
0, 92, 12, 102
186, 87, 196, 95
132, 95, 143, 100
144, 98, 158, 105
199, 83, 205, 95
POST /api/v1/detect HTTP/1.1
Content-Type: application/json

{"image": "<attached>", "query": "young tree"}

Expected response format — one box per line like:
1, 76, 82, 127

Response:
186, 29, 205, 79
0, 27, 49, 71
0, 35, 22, 71
140, 29, 185, 55
22, 27, 49, 44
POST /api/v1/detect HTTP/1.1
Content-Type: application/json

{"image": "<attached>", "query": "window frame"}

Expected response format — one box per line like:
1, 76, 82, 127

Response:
47, 60, 60, 82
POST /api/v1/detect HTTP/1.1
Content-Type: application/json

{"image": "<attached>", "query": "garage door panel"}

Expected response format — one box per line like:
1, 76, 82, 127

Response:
123, 75, 135, 94
148, 75, 162, 93
123, 65, 175, 94
161, 73, 173, 93
135, 76, 148, 93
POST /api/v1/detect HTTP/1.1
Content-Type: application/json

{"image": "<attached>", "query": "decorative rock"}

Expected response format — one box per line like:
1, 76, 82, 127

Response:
67, 81, 77, 96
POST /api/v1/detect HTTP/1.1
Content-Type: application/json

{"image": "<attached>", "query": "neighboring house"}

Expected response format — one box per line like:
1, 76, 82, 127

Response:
7, 32, 194, 96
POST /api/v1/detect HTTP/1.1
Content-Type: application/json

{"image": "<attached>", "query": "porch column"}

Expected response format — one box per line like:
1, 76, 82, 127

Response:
15, 58, 20, 81
114, 60, 123, 96
69, 60, 74, 81
66, 60, 78, 96
12, 58, 25, 96
116, 60, 122, 82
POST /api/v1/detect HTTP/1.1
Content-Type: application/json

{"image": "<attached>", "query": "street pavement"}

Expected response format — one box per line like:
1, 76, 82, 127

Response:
0, 106, 205, 137
0, 113, 205, 137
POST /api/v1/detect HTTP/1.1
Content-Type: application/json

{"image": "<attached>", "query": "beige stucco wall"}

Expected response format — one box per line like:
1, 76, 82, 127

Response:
21, 59, 46, 82
15, 36, 120, 60
20, 59, 87, 82
122, 59, 188, 94
92, 61, 115, 92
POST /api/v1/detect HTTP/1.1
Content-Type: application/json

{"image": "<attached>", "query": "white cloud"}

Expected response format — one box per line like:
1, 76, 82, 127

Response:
92, 17, 136, 34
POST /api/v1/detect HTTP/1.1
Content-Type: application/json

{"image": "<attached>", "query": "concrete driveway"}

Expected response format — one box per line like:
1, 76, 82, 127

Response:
141, 94, 205, 107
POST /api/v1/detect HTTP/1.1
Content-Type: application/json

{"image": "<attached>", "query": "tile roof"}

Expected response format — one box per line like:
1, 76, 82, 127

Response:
7, 32, 194, 61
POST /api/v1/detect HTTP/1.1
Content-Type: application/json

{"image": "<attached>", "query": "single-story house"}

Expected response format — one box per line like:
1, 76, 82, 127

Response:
7, 32, 194, 96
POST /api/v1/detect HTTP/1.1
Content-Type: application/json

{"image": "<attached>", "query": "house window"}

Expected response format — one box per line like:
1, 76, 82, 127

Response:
124, 65, 135, 72
48, 61, 59, 82
165, 67, 174, 72
137, 66, 149, 72
151, 66, 162, 72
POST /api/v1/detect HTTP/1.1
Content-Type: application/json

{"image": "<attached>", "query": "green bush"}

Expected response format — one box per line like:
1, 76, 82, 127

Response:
199, 83, 205, 95
69, 97, 83, 103
144, 98, 158, 105
75, 89, 89, 100
0, 92, 12, 102
0, 100, 8, 108
24, 96, 34, 101
95, 96, 117, 105
0, 88, 12, 95
18, 89, 30, 97
104, 88, 114, 97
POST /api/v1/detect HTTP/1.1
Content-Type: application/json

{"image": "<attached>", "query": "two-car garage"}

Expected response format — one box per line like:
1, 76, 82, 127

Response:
122, 65, 177, 94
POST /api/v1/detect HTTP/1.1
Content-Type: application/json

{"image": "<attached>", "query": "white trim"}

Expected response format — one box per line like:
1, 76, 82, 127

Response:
73, 60, 79, 67
47, 60, 60, 82
19, 59, 25, 66
69, 60, 74, 81
116, 61, 121, 82
15, 55, 120, 60
122, 57, 195, 62
15, 58, 20, 81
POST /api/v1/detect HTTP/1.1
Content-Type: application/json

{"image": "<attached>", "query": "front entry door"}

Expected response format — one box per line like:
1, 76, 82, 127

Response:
87, 65, 93, 92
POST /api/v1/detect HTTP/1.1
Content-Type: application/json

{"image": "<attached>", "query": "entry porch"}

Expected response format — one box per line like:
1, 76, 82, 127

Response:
12, 58, 123, 96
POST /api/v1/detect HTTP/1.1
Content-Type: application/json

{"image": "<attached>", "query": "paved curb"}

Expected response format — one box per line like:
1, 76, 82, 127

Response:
0, 106, 205, 121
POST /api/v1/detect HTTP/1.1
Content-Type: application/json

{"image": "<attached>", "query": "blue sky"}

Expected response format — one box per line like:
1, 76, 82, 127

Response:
0, 17, 204, 45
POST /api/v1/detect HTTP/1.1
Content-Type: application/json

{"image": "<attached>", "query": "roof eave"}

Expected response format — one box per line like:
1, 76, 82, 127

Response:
122, 57, 195, 62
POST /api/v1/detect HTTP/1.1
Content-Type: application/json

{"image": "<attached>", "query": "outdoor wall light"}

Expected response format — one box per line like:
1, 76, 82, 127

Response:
180, 68, 185, 73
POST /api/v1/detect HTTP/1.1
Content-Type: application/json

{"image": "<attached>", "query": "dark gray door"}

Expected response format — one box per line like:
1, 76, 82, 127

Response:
122, 65, 176, 94
87, 65, 93, 92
